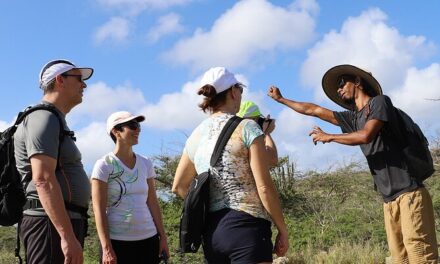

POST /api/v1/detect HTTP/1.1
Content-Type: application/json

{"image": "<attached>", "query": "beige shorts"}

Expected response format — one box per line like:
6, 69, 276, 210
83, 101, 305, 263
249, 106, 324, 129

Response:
383, 187, 438, 263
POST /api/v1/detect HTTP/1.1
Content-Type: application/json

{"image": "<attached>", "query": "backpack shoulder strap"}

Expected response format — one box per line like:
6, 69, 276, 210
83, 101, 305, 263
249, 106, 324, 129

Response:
17, 104, 72, 188
16, 104, 66, 140
210, 116, 243, 167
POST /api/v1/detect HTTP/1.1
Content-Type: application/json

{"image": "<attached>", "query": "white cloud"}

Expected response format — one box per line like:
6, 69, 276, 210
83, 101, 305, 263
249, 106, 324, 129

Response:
292, 7, 440, 165
142, 72, 254, 130
68, 81, 147, 131
75, 122, 114, 171
142, 78, 205, 130
0, 120, 10, 132
163, 0, 317, 71
147, 13, 184, 43
301, 8, 435, 105
93, 17, 130, 45
289, 0, 319, 16
97, 0, 192, 15
389, 64, 440, 129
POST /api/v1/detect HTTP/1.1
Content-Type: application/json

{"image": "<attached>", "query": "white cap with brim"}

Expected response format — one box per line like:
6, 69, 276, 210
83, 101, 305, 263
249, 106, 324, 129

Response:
200, 67, 241, 94
106, 111, 146, 135
322, 64, 383, 110
39, 59, 94, 89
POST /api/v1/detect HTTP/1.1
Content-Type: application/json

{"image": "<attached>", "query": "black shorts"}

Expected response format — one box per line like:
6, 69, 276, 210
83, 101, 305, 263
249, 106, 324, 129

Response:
103, 234, 160, 264
202, 208, 273, 264
19, 215, 87, 264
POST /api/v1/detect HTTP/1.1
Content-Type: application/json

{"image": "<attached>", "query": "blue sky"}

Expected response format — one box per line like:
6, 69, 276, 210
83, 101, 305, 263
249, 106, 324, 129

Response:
1, 0, 439, 173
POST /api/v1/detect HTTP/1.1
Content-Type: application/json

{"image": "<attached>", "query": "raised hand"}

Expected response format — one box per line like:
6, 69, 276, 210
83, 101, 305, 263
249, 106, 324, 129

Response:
267, 86, 283, 102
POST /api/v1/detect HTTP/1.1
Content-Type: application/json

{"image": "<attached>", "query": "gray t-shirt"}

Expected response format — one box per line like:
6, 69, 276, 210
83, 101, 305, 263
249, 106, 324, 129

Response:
14, 102, 90, 217
334, 95, 418, 202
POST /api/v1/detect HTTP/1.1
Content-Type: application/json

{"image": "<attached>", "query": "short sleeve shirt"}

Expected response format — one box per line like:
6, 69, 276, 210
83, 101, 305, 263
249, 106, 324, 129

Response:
334, 95, 418, 202
184, 113, 269, 220
14, 102, 91, 217
91, 152, 157, 241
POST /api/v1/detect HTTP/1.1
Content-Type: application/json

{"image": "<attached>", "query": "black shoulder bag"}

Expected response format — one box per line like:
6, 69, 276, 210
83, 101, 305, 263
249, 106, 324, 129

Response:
179, 116, 242, 253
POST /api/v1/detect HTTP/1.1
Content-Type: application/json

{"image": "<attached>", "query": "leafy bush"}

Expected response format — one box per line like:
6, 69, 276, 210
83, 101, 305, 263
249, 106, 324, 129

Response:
1, 149, 439, 264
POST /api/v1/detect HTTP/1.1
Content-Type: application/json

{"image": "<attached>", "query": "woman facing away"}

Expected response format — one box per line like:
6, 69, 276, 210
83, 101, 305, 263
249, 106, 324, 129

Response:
172, 67, 289, 264
91, 111, 169, 264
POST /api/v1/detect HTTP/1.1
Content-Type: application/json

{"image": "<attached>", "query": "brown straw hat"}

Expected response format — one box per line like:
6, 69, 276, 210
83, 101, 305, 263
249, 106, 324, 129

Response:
322, 64, 383, 109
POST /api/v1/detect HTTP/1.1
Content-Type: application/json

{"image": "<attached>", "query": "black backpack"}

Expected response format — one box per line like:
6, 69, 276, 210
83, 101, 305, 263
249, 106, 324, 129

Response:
179, 116, 242, 253
393, 107, 435, 182
0, 104, 72, 226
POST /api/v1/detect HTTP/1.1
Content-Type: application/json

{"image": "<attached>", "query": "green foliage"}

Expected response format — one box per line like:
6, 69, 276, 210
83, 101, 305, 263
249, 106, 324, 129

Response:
287, 241, 387, 264
153, 154, 181, 190
160, 199, 205, 263
2, 150, 440, 263
0, 226, 18, 264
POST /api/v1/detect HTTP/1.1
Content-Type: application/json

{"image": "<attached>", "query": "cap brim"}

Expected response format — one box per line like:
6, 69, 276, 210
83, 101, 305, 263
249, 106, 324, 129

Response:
78, 68, 94, 81
322, 64, 383, 110
120, 115, 145, 124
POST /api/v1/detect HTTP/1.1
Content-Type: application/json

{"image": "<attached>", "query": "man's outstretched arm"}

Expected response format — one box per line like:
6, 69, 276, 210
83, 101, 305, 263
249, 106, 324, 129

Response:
309, 119, 384, 146
268, 86, 339, 126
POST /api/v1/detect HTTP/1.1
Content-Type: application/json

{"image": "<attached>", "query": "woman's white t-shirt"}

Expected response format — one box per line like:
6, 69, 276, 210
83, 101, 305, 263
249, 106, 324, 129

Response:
92, 152, 157, 241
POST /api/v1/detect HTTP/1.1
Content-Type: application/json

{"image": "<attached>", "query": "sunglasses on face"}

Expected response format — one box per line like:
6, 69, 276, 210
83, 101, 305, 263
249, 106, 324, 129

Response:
62, 74, 84, 83
337, 76, 356, 89
233, 84, 243, 94
337, 78, 346, 89
115, 121, 140, 131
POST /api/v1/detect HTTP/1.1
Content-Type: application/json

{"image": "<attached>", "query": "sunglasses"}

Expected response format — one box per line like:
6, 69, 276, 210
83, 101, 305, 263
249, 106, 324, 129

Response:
115, 121, 140, 131
233, 84, 243, 94
337, 76, 355, 89
337, 78, 346, 89
62, 74, 84, 82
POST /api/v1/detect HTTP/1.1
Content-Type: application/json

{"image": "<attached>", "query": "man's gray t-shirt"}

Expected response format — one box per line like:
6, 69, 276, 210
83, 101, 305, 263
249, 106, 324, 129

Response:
14, 102, 90, 217
333, 95, 418, 202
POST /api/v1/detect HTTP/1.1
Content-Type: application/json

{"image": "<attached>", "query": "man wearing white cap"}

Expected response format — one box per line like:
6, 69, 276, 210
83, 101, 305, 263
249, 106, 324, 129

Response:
14, 59, 94, 264
268, 64, 437, 263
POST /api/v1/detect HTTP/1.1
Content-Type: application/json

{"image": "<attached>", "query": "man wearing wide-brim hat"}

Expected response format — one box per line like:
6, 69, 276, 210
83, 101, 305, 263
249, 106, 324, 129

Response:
268, 64, 438, 263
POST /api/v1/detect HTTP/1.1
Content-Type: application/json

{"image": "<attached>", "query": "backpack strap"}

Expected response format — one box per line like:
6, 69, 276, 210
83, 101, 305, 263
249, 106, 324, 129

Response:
16, 105, 84, 211
210, 116, 243, 167
13, 104, 84, 264
18, 104, 76, 176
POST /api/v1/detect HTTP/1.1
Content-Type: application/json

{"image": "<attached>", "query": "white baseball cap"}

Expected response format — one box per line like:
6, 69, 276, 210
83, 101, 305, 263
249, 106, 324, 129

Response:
106, 111, 145, 135
39, 59, 94, 88
200, 67, 240, 94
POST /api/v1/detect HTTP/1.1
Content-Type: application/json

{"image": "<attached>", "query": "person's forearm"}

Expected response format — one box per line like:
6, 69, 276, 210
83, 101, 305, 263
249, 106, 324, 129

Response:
277, 97, 320, 117
93, 203, 112, 249
148, 197, 166, 237
325, 131, 372, 145
277, 97, 339, 125
35, 175, 76, 241
91, 181, 112, 249
147, 180, 166, 237
257, 182, 287, 234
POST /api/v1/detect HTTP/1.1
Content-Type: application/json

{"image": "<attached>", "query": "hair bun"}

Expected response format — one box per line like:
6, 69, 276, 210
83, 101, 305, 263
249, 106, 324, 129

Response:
198, 84, 217, 98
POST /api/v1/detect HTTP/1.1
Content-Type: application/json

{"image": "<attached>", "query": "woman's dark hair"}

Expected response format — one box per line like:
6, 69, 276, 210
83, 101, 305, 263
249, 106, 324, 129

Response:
109, 127, 123, 143
197, 83, 243, 113
110, 133, 117, 143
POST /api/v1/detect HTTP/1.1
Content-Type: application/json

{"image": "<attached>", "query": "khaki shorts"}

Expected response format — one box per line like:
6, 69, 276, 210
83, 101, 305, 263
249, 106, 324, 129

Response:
383, 187, 438, 263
